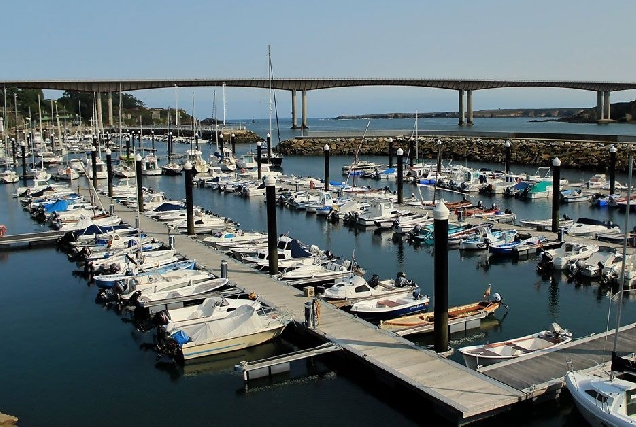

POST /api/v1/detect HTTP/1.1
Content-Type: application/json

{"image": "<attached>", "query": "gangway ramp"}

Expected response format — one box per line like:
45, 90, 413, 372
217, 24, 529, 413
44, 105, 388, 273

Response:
238, 342, 341, 381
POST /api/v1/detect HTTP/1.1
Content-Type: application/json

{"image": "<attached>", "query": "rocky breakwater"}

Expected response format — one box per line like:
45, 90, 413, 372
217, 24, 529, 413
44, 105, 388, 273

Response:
277, 136, 633, 172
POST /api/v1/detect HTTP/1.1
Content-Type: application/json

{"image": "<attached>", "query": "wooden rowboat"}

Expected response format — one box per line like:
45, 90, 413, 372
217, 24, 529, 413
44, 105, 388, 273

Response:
379, 297, 503, 335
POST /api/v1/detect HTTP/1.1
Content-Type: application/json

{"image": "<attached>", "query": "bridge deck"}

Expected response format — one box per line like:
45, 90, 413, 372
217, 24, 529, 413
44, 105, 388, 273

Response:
83, 187, 523, 425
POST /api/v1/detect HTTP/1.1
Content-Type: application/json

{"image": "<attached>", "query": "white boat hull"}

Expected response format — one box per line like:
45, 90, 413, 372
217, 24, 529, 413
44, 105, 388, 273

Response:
181, 326, 285, 360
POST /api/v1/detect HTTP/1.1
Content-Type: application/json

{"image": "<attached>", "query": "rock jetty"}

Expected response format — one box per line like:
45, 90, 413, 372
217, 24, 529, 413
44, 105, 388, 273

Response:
277, 136, 633, 172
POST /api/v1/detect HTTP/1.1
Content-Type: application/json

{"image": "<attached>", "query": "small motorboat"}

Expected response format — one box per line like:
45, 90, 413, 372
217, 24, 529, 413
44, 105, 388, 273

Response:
349, 287, 430, 321
458, 323, 572, 370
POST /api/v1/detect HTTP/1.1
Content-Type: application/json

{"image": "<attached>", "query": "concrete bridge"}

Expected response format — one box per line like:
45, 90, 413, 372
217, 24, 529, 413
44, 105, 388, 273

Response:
3, 78, 635, 129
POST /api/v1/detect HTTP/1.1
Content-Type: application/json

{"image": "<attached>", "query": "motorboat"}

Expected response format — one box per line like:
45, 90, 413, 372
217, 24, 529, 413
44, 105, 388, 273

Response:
537, 241, 600, 271
323, 273, 413, 301
154, 304, 289, 361
566, 217, 621, 237
459, 229, 517, 251
142, 154, 162, 176
0, 169, 19, 184
458, 323, 572, 370
349, 287, 430, 321
570, 249, 621, 278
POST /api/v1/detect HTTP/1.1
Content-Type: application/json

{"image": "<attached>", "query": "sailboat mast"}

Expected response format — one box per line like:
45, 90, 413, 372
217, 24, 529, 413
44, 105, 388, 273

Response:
268, 44, 272, 145
212, 89, 218, 151
37, 95, 43, 145
415, 110, 418, 161
611, 149, 633, 378
118, 85, 123, 155
222, 83, 226, 127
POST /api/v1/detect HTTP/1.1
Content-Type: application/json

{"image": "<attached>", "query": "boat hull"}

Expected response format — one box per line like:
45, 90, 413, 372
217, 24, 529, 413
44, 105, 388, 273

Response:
181, 326, 285, 360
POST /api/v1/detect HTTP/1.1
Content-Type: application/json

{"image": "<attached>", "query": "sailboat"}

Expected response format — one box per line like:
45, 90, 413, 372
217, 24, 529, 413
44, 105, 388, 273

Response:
259, 45, 284, 169
565, 152, 636, 426
161, 107, 182, 176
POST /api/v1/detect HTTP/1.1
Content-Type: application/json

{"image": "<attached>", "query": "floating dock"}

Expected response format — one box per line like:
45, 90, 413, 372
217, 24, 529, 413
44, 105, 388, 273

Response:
0, 230, 66, 250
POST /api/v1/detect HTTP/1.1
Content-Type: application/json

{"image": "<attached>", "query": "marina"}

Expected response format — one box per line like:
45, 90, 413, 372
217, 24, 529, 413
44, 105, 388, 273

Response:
3, 118, 636, 426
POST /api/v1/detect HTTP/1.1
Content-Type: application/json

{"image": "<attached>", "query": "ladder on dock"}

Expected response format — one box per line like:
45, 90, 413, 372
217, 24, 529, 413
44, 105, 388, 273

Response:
237, 342, 341, 381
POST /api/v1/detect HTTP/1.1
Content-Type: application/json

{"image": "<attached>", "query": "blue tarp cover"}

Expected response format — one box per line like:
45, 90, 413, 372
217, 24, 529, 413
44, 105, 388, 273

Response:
171, 330, 190, 345
44, 199, 70, 213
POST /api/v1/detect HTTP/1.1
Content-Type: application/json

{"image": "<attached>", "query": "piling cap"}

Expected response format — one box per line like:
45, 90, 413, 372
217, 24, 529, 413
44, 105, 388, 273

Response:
324, 144, 330, 151
505, 140, 511, 148
267, 133, 271, 139
184, 161, 192, 170
20, 141, 25, 147
610, 145, 617, 153
396, 148, 404, 156
264, 175, 276, 187
433, 199, 450, 220
257, 140, 262, 147
92, 146, 97, 152
553, 157, 561, 167
135, 153, 142, 161
231, 133, 235, 137
105, 148, 111, 155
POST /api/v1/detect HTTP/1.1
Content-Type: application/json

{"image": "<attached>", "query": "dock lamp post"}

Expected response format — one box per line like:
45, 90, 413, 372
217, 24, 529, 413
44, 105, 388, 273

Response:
433, 199, 450, 353
324, 144, 330, 191
504, 140, 511, 174
219, 133, 224, 154
231, 133, 236, 155
396, 148, 404, 204
265, 174, 278, 275
267, 133, 272, 159
388, 138, 394, 168
184, 161, 195, 236
151, 130, 155, 151
257, 141, 263, 181
135, 153, 144, 213
609, 145, 617, 195
20, 141, 26, 186
551, 157, 561, 233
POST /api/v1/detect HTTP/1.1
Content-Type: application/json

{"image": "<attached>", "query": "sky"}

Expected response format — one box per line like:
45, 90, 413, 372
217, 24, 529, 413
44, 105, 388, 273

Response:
3, 0, 636, 120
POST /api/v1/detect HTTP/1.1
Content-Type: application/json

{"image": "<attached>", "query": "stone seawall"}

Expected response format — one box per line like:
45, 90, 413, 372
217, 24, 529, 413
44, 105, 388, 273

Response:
277, 135, 634, 172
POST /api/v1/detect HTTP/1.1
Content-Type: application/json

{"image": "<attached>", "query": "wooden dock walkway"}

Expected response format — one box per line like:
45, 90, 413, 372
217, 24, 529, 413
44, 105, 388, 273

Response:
83, 188, 524, 425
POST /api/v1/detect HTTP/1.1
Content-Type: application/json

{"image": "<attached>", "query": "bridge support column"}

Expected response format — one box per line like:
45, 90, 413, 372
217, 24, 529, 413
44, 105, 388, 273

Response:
291, 90, 298, 129
107, 92, 113, 127
301, 90, 308, 129
604, 91, 611, 121
458, 89, 465, 126
96, 92, 103, 133
466, 90, 473, 125
597, 91, 604, 121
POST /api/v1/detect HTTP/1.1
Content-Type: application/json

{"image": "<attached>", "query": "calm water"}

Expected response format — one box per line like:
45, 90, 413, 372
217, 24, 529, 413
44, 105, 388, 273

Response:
2, 117, 636, 426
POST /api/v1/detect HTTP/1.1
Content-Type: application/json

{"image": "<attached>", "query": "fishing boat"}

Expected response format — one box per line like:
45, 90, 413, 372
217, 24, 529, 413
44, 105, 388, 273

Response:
349, 287, 430, 321
155, 304, 289, 361
458, 322, 572, 370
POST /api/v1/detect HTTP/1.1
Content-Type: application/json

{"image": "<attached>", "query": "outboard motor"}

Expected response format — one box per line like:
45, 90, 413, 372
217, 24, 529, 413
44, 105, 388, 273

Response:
368, 274, 380, 288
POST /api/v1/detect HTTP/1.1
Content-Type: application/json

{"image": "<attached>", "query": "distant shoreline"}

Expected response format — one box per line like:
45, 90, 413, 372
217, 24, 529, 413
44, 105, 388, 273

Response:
333, 109, 582, 121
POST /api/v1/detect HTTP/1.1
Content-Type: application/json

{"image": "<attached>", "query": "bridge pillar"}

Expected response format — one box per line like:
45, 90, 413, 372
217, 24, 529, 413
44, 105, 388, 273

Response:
107, 92, 113, 127
597, 91, 604, 121
291, 90, 298, 129
96, 92, 103, 133
301, 90, 308, 129
458, 89, 465, 126
466, 90, 473, 125
604, 91, 611, 121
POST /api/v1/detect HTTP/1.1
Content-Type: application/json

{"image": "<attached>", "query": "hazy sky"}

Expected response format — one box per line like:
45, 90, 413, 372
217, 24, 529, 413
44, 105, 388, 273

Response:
4, 0, 636, 119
